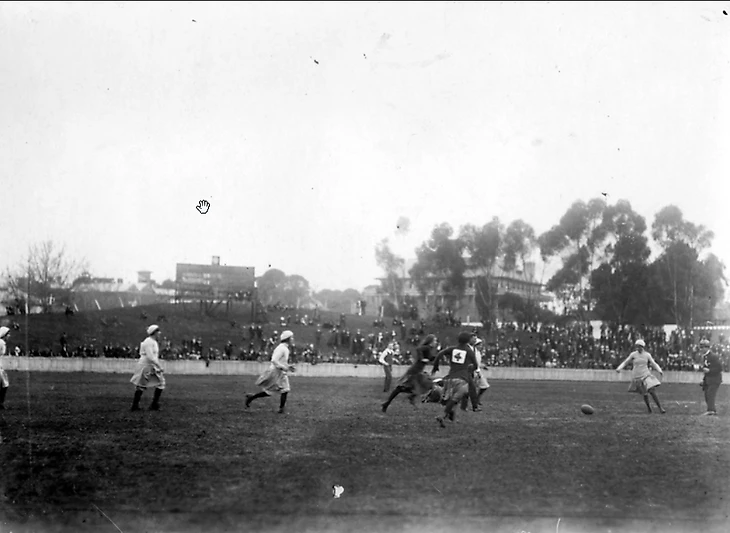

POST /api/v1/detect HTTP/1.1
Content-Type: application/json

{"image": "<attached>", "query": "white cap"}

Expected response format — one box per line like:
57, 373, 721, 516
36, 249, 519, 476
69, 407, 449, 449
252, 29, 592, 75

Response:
280, 330, 294, 341
635, 339, 645, 347
0, 326, 9, 338
147, 325, 160, 335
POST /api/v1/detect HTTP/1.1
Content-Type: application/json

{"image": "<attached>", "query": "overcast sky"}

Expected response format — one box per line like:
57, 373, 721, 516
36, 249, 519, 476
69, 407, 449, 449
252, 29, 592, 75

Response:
2, 1, 729, 292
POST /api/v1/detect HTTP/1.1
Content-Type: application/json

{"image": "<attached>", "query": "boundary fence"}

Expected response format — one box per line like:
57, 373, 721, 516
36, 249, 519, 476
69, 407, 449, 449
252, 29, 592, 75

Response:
2, 357, 727, 384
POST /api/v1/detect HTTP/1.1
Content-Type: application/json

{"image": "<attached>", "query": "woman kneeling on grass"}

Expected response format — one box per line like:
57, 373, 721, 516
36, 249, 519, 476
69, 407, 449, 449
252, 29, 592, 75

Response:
246, 330, 295, 414
616, 339, 666, 414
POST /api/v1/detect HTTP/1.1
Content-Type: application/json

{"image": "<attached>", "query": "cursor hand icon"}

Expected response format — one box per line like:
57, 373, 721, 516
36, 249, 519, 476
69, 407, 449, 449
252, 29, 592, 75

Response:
196, 200, 210, 214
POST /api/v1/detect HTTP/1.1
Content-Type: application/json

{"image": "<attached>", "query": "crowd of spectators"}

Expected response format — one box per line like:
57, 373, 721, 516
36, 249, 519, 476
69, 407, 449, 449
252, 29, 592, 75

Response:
4, 314, 729, 373
481, 322, 730, 372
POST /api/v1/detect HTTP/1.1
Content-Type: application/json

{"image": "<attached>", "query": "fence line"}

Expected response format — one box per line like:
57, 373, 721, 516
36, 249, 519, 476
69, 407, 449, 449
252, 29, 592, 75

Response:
2, 357, 727, 384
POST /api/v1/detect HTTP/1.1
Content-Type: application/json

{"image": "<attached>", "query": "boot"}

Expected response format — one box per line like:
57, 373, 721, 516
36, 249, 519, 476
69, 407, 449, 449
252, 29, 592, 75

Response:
278, 392, 287, 414
131, 390, 143, 411
477, 388, 487, 406
149, 389, 163, 411
0, 386, 8, 409
382, 388, 403, 413
246, 391, 267, 408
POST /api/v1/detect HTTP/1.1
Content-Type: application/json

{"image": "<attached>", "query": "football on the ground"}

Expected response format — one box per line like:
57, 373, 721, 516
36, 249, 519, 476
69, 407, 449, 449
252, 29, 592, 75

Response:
581, 404, 595, 415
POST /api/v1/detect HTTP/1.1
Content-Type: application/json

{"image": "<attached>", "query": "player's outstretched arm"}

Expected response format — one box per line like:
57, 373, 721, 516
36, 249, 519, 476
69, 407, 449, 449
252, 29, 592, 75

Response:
615, 354, 632, 372
432, 349, 449, 374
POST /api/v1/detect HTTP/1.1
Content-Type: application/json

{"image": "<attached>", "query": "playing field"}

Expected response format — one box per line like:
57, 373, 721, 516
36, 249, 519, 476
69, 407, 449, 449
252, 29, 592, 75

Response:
0, 372, 728, 533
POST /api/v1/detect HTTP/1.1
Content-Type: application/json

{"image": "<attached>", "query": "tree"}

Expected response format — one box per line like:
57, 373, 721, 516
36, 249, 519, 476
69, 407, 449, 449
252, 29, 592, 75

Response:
502, 219, 537, 273
3, 240, 87, 312
374, 238, 405, 311
538, 198, 606, 317
649, 242, 725, 328
311, 288, 361, 314
280, 274, 311, 307
409, 223, 467, 315
497, 292, 544, 324
590, 200, 654, 324
256, 268, 287, 306
255, 269, 313, 308
160, 279, 176, 290
460, 218, 504, 330
651, 205, 713, 251
591, 261, 655, 324
650, 205, 719, 327
692, 253, 727, 322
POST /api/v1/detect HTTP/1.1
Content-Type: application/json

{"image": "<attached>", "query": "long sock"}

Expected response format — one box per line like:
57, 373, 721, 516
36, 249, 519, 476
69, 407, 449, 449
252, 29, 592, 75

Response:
649, 390, 663, 411
643, 395, 652, 412
248, 391, 268, 404
459, 396, 469, 411
468, 381, 479, 409
131, 389, 143, 410
383, 387, 402, 409
444, 400, 457, 421
279, 392, 288, 410
0, 386, 8, 407
150, 388, 163, 410
477, 388, 487, 405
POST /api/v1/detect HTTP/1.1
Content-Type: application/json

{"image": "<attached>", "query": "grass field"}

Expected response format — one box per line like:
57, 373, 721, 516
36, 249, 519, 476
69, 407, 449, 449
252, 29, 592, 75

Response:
0, 373, 728, 533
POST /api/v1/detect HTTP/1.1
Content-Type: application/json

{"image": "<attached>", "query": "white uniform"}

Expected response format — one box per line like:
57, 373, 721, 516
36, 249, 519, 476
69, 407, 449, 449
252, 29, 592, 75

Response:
0, 338, 8, 388
617, 350, 661, 394
130, 336, 166, 389
474, 346, 489, 390
378, 348, 395, 366
255, 343, 292, 394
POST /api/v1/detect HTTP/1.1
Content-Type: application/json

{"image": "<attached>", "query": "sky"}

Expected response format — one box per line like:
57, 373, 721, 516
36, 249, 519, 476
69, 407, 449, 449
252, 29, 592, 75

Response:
2, 1, 729, 293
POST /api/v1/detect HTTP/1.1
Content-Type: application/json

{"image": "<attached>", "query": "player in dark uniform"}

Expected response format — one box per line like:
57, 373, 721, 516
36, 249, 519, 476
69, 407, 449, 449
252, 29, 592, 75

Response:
699, 338, 723, 415
381, 334, 438, 413
432, 331, 478, 428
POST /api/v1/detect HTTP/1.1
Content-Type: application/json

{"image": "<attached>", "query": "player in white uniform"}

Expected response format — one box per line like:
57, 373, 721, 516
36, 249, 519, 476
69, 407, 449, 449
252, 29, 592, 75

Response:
130, 325, 166, 411
246, 330, 296, 414
0, 326, 10, 409
616, 339, 665, 414
473, 338, 490, 407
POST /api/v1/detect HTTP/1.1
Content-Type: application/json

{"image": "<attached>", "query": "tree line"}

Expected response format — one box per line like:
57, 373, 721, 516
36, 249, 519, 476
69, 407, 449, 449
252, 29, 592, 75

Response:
2, 198, 725, 328
375, 198, 727, 329
255, 268, 361, 313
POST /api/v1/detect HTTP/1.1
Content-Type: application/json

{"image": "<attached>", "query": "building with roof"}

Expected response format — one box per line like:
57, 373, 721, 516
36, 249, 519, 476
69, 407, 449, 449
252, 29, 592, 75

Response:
363, 258, 551, 321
